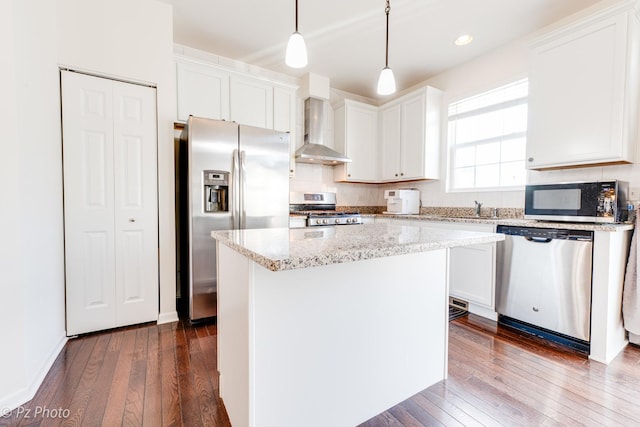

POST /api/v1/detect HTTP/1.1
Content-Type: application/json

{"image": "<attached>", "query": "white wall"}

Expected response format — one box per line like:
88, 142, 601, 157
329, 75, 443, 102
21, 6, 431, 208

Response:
57, 0, 178, 323
0, 0, 177, 412
300, 22, 640, 211
291, 40, 531, 209
378, 40, 530, 210
0, 0, 67, 411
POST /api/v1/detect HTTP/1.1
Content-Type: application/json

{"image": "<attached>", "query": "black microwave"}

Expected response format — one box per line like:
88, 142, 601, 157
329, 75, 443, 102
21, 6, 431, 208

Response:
524, 180, 628, 223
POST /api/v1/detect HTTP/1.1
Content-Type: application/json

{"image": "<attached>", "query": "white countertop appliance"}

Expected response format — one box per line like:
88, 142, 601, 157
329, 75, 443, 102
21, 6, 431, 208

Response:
384, 189, 420, 215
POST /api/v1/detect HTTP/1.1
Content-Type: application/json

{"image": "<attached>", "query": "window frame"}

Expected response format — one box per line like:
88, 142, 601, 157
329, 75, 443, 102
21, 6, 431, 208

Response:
446, 78, 529, 193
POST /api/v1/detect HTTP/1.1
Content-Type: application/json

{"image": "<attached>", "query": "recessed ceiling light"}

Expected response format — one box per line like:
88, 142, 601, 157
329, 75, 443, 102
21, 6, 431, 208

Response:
454, 34, 474, 46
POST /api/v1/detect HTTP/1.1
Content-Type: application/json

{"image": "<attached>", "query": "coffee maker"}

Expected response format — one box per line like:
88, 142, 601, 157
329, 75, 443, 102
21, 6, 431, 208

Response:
383, 189, 420, 215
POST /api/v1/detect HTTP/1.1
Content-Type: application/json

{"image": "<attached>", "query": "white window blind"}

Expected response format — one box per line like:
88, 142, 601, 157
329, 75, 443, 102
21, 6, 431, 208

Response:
448, 78, 528, 191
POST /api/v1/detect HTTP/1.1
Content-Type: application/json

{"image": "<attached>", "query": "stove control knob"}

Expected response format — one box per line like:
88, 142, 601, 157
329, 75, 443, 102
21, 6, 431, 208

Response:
335, 219, 341, 224
316, 219, 322, 224
322, 219, 328, 224
345, 218, 351, 223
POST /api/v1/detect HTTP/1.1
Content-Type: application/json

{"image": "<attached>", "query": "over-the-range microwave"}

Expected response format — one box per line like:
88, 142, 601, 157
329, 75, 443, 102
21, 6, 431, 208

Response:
524, 180, 628, 223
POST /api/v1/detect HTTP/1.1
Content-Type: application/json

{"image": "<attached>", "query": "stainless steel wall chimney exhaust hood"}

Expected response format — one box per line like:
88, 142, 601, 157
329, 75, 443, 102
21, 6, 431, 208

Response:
295, 97, 351, 165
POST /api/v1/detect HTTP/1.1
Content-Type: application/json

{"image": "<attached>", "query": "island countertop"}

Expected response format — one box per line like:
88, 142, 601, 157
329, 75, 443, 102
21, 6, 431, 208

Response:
211, 223, 504, 272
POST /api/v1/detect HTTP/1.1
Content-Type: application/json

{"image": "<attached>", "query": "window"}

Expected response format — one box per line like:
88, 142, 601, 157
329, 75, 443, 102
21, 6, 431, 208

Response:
448, 79, 528, 191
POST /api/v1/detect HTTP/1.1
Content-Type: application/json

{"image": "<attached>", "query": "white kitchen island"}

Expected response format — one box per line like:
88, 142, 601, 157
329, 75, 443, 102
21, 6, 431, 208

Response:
212, 223, 504, 427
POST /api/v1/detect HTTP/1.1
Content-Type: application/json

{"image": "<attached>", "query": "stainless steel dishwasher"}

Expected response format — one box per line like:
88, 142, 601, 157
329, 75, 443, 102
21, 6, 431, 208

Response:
496, 225, 593, 351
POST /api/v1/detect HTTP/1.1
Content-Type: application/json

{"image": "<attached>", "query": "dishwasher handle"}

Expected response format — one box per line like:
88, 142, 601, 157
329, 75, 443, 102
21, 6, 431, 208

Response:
524, 236, 553, 243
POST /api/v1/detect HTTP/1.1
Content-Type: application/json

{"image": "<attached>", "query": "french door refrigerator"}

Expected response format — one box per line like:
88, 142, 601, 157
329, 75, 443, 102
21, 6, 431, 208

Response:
177, 116, 290, 322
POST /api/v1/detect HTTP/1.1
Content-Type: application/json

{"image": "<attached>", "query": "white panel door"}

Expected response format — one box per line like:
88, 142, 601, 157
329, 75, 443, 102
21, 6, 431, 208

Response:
176, 61, 230, 122
379, 103, 401, 180
112, 81, 159, 327
400, 92, 427, 180
230, 75, 273, 129
62, 71, 158, 335
62, 72, 117, 335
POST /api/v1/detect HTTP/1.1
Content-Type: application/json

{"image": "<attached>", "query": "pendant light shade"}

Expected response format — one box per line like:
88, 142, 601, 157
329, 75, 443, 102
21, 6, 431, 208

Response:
286, 32, 307, 68
377, 66, 396, 95
377, 0, 396, 95
286, 0, 308, 68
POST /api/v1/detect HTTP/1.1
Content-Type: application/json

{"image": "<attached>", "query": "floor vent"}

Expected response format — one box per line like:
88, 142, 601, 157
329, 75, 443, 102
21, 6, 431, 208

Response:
449, 296, 469, 311
449, 297, 469, 321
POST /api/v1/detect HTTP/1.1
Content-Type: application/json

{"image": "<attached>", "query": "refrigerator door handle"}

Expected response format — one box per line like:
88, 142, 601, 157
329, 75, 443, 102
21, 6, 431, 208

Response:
232, 149, 240, 229
240, 150, 247, 229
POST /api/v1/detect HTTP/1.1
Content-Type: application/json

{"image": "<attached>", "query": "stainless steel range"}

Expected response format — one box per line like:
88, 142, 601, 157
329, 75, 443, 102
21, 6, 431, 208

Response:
290, 192, 362, 227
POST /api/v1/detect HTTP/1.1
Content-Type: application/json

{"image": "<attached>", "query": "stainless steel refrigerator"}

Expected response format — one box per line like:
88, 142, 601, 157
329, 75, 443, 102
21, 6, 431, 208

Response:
176, 116, 290, 322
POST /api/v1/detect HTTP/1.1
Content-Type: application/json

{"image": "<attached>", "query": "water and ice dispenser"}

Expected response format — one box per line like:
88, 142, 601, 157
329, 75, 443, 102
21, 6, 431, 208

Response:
203, 170, 229, 213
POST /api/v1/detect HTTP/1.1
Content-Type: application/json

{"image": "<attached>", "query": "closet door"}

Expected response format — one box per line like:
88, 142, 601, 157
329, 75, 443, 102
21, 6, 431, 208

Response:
62, 71, 158, 335
112, 80, 159, 327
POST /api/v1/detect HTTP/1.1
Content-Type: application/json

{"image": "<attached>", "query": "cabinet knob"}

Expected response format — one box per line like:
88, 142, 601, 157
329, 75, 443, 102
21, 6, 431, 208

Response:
347, 174, 351, 177
400, 173, 404, 176
528, 157, 534, 162
395, 173, 398, 177
129, 219, 136, 223
532, 306, 539, 312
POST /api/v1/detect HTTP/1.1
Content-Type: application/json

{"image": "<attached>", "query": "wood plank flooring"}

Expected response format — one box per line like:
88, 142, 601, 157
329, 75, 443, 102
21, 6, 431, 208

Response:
2, 314, 640, 426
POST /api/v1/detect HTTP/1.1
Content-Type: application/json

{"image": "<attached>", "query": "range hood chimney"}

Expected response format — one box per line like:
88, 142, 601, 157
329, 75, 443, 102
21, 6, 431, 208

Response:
295, 74, 351, 165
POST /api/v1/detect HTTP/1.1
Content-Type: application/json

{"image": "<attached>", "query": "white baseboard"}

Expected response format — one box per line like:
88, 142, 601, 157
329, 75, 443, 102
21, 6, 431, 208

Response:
0, 333, 67, 413
468, 303, 498, 321
157, 311, 179, 325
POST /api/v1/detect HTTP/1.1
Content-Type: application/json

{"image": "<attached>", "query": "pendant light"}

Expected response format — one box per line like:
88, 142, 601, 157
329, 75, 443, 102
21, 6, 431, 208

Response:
285, 0, 308, 68
377, 0, 396, 95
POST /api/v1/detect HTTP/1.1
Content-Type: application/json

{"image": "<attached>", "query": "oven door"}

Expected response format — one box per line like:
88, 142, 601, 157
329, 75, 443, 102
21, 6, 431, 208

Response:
524, 182, 600, 222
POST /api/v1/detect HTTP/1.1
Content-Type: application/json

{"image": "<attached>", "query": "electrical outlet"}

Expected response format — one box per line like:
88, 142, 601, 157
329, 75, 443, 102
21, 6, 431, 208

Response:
630, 187, 640, 200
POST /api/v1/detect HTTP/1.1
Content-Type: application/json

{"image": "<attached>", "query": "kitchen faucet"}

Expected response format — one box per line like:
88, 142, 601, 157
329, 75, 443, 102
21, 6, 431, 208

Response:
474, 200, 482, 217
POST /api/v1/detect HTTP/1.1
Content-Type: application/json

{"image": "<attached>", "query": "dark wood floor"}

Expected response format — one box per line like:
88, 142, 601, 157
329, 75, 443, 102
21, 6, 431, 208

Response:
3, 314, 640, 426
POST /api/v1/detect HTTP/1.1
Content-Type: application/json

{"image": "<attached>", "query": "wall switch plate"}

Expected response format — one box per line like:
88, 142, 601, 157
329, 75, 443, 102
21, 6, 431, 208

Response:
630, 187, 640, 200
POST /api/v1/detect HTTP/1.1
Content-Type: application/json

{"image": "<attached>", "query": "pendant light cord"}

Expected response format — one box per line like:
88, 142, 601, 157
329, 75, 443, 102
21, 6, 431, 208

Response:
384, 0, 390, 67
295, 0, 299, 32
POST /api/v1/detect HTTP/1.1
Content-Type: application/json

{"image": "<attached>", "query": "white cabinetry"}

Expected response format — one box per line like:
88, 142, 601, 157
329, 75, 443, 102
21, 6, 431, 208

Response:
447, 224, 497, 319
230, 75, 274, 129
422, 221, 497, 319
175, 57, 297, 174
334, 100, 379, 182
379, 87, 442, 181
375, 217, 497, 319
176, 61, 229, 122
526, 2, 640, 169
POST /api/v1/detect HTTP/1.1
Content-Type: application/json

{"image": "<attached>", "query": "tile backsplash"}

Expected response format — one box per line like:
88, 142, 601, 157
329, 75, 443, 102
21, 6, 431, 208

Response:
291, 161, 640, 212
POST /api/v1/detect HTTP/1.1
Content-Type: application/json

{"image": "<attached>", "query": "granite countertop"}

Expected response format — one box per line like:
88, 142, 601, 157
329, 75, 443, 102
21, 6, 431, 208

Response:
212, 223, 505, 272
364, 214, 634, 232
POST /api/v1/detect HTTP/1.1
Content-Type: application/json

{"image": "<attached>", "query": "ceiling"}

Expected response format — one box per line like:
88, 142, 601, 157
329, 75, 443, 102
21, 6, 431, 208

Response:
159, 0, 602, 100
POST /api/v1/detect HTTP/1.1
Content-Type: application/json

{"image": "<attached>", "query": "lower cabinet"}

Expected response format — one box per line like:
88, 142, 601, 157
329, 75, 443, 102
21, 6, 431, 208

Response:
376, 218, 497, 319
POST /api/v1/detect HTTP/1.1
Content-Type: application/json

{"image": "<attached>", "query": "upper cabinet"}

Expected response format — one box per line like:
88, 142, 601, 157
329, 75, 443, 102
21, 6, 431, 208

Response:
176, 61, 230, 122
334, 86, 443, 183
229, 75, 274, 129
526, 2, 640, 170
379, 87, 442, 181
175, 57, 297, 174
334, 100, 379, 182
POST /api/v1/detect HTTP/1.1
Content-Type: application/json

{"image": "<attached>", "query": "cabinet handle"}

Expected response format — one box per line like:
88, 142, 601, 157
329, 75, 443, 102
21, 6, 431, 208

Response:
532, 306, 539, 312
528, 157, 534, 162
